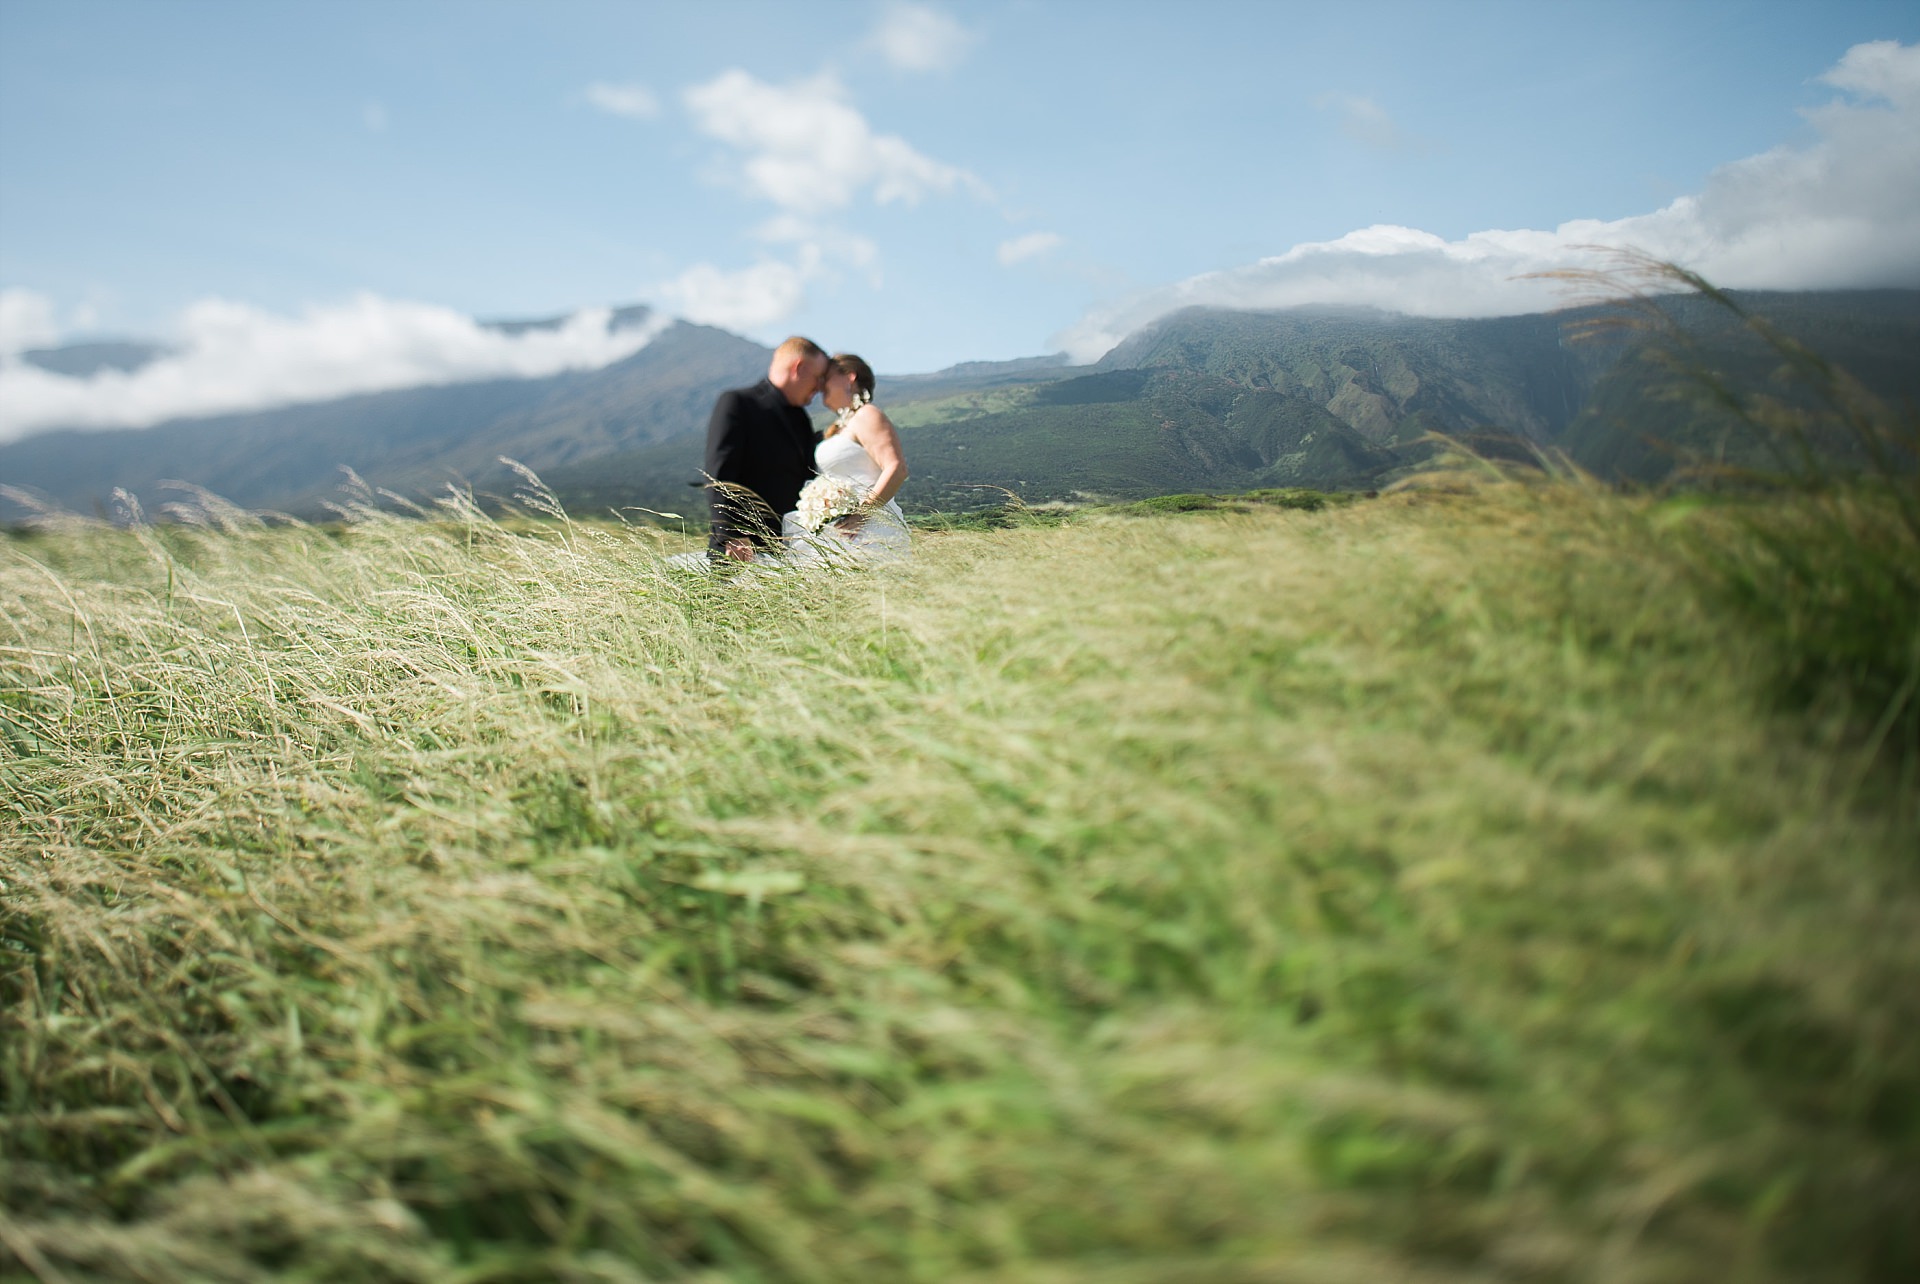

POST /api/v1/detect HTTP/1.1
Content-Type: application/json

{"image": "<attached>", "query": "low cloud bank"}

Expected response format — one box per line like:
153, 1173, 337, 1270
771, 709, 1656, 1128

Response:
0, 288, 67, 355
0, 295, 667, 444
1054, 40, 1920, 364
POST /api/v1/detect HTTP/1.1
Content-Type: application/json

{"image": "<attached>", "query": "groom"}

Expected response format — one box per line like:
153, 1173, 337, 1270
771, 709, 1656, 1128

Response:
703, 335, 829, 561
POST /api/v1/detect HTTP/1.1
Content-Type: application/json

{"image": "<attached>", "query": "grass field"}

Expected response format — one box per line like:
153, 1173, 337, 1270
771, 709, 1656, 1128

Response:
3, 474, 1917, 1282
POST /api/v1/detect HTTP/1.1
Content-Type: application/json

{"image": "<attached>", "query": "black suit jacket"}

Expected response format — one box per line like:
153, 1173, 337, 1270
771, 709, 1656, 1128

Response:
702, 378, 819, 551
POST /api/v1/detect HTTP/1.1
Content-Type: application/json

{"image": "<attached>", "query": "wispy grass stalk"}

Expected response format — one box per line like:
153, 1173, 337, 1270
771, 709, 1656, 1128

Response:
1537, 251, 1920, 764
3, 474, 1917, 1281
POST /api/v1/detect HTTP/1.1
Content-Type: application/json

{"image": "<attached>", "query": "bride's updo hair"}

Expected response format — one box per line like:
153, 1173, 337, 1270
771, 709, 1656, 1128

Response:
829, 353, 875, 398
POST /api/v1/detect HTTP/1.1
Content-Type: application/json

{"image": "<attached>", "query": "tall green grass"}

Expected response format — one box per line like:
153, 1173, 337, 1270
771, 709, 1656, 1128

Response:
1544, 254, 1920, 761
3, 476, 1917, 1281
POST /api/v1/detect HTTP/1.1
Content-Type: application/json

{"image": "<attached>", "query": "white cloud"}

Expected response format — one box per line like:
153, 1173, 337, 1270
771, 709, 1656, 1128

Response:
584, 81, 660, 120
755, 215, 881, 280
362, 101, 388, 133
868, 2, 977, 74
683, 69, 986, 215
1054, 40, 1920, 363
0, 288, 62, 356
997, 231, 1063, 266
0, 296, 668, 443
654, 218, 883, 336
669, 68, 985, 338
652, 260, 810, 334
1820, 37, 1920, 103
1314, 93, 1422, 153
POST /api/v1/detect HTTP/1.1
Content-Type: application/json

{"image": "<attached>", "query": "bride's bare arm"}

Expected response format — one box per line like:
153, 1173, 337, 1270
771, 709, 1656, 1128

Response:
851, 407, 909, 507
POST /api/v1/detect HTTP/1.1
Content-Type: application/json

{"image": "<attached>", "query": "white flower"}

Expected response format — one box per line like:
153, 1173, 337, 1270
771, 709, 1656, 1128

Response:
795, 474, 867, 533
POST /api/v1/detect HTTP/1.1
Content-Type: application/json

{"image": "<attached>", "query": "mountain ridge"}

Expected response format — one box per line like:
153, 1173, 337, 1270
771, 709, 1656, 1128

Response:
5, 289, 1917, 522
1, 319, 771, 517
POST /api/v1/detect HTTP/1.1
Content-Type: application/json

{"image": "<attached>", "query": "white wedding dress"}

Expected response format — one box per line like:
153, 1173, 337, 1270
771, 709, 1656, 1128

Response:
780, 428, 912, 564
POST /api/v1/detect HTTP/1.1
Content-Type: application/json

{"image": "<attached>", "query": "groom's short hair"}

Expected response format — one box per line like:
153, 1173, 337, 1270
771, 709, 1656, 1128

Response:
774, 336, 826, 364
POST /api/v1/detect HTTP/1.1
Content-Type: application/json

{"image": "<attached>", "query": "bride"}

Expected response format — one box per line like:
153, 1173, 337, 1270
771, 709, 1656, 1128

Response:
782, 353, 911, 562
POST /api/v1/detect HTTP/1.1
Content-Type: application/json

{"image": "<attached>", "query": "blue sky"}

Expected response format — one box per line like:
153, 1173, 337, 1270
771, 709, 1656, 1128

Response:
2, 0, 1918, 439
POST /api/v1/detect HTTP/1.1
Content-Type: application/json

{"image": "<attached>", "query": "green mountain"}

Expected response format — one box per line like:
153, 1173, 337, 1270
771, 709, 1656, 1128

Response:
545, 308, 1606, 517
5, 291, 1915, 525
0, 316, 771, 519
1556, 290, 1920, 482
19, 341, 171, 378
539, 363, 1399, 520
1095, 306, 1599, 447
879, 366, 1399, 508
775, 308, 1588, 510
869, 292, 1920, 506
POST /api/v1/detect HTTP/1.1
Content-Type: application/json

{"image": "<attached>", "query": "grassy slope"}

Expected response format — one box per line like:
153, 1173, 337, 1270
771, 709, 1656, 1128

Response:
3, 485, 1917, 1282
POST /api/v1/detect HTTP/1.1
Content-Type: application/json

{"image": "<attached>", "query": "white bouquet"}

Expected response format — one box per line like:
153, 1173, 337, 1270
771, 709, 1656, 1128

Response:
794, 474, 867, 534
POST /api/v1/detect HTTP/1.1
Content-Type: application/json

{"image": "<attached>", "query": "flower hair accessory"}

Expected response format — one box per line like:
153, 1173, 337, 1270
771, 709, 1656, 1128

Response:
830, 387, 872, 435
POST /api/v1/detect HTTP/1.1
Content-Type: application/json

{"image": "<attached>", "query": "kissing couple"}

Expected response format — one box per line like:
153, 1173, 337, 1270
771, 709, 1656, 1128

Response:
702, 337, 911, 565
